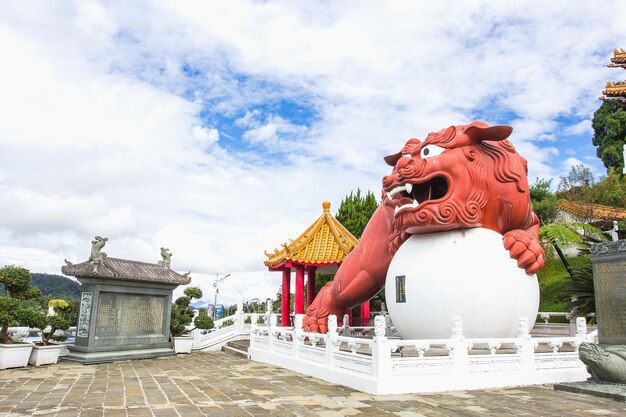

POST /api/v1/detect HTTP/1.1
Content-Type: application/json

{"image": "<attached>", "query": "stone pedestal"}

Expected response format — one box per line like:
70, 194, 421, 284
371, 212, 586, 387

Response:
590, 241, 626, 345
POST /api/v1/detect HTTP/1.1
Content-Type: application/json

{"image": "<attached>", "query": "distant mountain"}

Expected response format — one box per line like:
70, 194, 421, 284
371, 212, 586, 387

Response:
190, 300, 209, 309
31, 273, 81, 299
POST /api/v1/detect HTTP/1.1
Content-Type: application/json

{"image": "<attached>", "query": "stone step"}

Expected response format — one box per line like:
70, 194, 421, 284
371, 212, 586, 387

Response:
226, 339, 250, 352
222, 343, 247, 358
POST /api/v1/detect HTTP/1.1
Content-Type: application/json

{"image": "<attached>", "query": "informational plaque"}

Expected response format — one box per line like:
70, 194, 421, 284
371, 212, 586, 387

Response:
95, 292, 167, 339
396, 275, 406, 303
593, 259, 626, 345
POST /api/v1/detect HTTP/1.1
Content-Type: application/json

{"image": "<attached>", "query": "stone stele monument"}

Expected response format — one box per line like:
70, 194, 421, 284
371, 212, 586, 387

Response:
557, 240, 626, 401
62, 237, 191, 364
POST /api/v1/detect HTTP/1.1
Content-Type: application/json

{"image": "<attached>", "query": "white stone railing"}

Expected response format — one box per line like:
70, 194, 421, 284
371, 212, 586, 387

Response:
191, 311, 249, 351
248, 314, 593, 395
532, 312, 597, 338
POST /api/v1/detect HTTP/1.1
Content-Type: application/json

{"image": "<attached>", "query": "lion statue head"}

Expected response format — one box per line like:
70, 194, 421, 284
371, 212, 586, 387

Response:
382, 121, 536, 244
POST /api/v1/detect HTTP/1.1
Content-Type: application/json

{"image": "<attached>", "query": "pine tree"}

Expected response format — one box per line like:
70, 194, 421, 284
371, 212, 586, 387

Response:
592, 101, 626, 174
335, 189, 378, 238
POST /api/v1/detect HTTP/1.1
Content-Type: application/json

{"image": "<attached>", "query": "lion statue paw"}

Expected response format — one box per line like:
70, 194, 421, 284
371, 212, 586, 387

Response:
302, 283, 343, 333
503, 228, 544, 275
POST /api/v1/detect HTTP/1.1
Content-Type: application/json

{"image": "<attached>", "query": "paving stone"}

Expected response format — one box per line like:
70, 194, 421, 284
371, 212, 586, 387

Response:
1, 351, 625, 416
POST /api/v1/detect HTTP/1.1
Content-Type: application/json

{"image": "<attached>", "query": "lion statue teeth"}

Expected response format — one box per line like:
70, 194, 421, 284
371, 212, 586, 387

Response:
303, 121, 545, 334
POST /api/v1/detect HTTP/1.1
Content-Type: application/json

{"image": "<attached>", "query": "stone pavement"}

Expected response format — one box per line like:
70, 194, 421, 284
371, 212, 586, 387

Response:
1, 351, 625, 417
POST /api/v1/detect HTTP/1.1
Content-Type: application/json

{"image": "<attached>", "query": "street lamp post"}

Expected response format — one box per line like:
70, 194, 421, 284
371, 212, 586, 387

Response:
213, 273, 231, 320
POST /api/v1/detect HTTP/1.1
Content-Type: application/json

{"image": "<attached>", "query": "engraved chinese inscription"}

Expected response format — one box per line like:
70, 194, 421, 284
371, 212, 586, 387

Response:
593, 260, 626, 344
77, 292, 93, 338
95, 292, 166, 338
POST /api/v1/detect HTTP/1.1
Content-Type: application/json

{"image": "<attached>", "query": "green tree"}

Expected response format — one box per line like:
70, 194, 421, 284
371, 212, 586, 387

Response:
591, 168, 626, 208
335, 189, 378, 238
530, 178, 558, 225
29, 299, 74, 345
0, 265, 42, 344
170, 287, 207, 337
592, 100, 626, 174
557, 165, 595, 201
556, 164, 626, 212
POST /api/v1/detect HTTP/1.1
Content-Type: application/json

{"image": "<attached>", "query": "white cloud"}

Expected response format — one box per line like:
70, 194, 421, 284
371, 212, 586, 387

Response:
0, 0, 623, 305
565, 119, 593, 136
191, 125, 219, 145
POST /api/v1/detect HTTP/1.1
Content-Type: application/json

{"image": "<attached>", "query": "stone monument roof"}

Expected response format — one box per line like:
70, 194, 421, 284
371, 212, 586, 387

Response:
62, 257, 192, 285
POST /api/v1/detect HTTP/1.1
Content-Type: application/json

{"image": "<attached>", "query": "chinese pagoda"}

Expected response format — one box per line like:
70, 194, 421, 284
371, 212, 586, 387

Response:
601, 48, 626, 103
264, 201, 368, 327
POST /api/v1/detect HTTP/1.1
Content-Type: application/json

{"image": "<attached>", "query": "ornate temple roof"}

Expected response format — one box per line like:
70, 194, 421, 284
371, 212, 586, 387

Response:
62, 257, 192, 285
558, 199, 626, 222
603, 81, 626, 98
602, 48, 626, 101
264, 201, 359, 268
608, 48, 626, 67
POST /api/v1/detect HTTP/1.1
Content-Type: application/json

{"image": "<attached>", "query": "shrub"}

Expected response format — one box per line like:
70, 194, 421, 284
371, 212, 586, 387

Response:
170, 287, 204, 337
0, 265, 42, 344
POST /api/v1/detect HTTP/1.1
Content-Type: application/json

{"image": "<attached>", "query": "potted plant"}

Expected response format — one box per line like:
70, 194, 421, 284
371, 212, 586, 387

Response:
28, 299, 74, 366
0, 265, 41, 369
170, 287, 214, 353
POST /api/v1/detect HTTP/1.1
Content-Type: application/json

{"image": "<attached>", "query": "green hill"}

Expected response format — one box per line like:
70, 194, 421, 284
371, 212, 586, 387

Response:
0, 272, 83, 299
31, 273, 81, 298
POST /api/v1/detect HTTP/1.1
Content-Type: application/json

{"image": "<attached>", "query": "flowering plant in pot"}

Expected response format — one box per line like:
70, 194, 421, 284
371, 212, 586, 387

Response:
170, 287, 214, 353
0, 265, 42, 369
27, 299, 74, 366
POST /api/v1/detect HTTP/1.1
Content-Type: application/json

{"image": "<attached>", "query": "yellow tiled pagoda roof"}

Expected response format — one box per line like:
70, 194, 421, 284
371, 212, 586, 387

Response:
603, 81, 626, 97
264, 201, 359, 268
609, 48, 626, 66
559, 200, 626, 221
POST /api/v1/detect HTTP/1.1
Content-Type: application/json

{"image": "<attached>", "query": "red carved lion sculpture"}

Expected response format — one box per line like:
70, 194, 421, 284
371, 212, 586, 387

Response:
303, 121, 545, 333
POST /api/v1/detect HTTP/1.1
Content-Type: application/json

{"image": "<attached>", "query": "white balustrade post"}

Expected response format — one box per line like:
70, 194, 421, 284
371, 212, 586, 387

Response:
294, 314, 304, 358
575, 316, 588, 346
191, 327, 201, 349
326, 315, 338, 368
269, 313, 277, 351
342, 314, 350, 337
250, 313, 258, 350
236, 311, 245, 334
372, 315, 391, 388
450, 316, 469, 373
517, 317, 535, 371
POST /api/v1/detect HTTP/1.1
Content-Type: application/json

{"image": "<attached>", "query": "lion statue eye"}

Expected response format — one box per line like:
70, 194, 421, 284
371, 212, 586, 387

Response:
420, 144, 445, 159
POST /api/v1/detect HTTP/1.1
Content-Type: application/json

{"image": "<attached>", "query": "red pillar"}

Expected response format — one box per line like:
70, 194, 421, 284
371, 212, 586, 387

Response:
347, 309, 353, 326
360, 301, 370, 327
295, 266, 305, 315
281, 268, 291, 327
306, 266, 317, 308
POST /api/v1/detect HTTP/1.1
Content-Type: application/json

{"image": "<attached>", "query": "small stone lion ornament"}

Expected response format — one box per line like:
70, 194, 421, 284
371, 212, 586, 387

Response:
303, 121, 545, 333
579, 342, 626, 384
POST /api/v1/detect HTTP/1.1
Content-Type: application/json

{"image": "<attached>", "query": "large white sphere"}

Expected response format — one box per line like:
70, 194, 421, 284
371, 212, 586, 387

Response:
385, 228, 539, 339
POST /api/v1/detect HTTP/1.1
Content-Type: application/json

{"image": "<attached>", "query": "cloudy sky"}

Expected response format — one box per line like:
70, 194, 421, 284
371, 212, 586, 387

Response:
1, 0, 625, 305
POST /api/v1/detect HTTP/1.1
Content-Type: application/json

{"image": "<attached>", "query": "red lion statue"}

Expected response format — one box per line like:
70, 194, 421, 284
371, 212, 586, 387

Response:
303, 121, 545, 333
